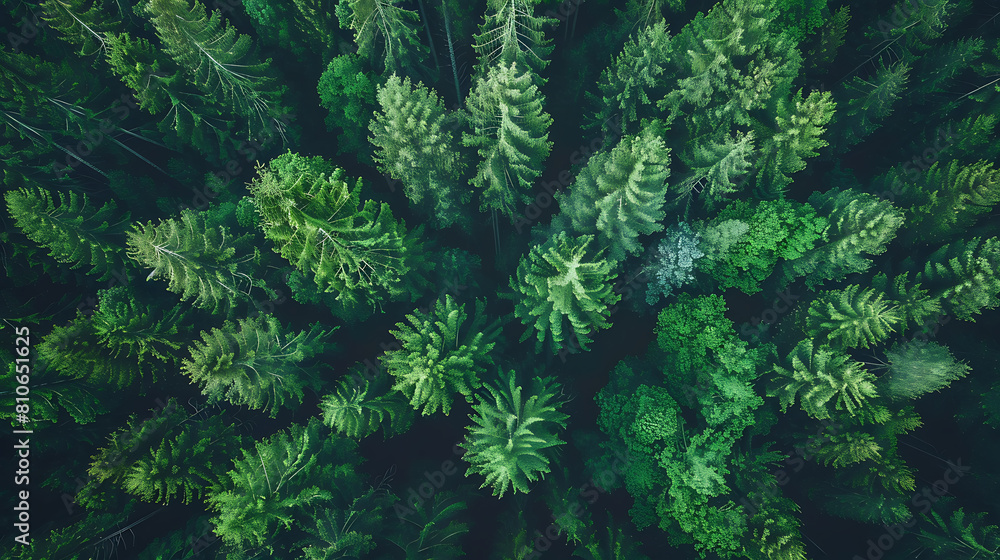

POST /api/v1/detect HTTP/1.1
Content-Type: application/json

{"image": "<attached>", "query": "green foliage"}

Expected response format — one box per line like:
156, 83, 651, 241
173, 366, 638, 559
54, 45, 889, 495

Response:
654, 293, 730, 389
776, 188, 904, 290
644, 222, 704, 305
587, 19, 671, 136
207, 417, 365, 552
916, 237, 1000, 320
763, 0, 826, 42
694, 199, 827, 294
552, 125, 673, 262
319, 365, 414, 439
506, 231, 621, 354
768, 339, 877, 420
249, 152, 416, 312
384, 490, 470, 559
472, 0, 557, 77
907, 497, 1000, 559
463, 370, 569, 497
464, 61, 553, 220
755, 88, 835, 196
572, 513, 650, 560
804, 5, 849, 68
124, 413, 245, 504
91, 286, 191, 365
318, 53, 377, 162
381, 295, 502, 416
182, 315, 334, 416
296, 488, 390, 559
40, 0, 120, 55
5, 185, 131, 282
336, 0, 427, 75
899, 160, 1000, 244
829, 60, 910, 151
805, 285, 902, 349
126, 209, 260, 312
872, 272, 944, 332
877, 341, 970, 401
369, 74, 470, 230
144, 0, 289, 143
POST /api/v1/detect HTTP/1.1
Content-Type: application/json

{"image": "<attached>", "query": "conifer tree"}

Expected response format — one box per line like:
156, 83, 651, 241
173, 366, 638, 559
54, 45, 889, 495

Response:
207, 417, 365, 552
182, 315, 334, 417
383, 490, 470, 558
369, 75, 469, 230
335, 0, 427, 75
462, 370, 569, 497
144, 0, 290, 143
898, 160, 1000, 244
381, 295, 503, 416
124, 413, 246, 505
5, 185, 131, 282
40, 0, 120, 55
472, 0, 557, 78
249, 152, 417, 312
552, 126, 672, 263
126, 209, 260, 313
916, 237, 1000, 320
505, 232, 621, 354
768, 339, 878, 420
828, 60, 910, 151
775, 188, 904, 290
805, 285, 902, 349
464, 61, 552, 220
318, 53, 378, 162
877, 341, 970, 401
907, 497, 1000, 558
319, 365, 414, 439
872, 272, 943, 332
755, 88, 836, 196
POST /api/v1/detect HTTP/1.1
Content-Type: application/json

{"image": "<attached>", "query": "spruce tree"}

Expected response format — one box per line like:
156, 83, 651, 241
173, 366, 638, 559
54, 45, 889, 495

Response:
319, 364, 414, 439
505, 231, 621, 354
768, 339, 878, 420
899, 160, 1000, 244
464, 61, 552, 220
472, 0, 557, 78
182, 315, 334, 417
369, 75, 469, 230
335, 0, 427, 75
5, 185, 131, 282
916, 237, 1000, 320
805, 285, 902, 349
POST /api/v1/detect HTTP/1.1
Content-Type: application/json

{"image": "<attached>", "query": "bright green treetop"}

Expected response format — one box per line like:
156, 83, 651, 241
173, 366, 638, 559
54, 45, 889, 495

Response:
505, 231, 621, 354
462, 369, 569, 497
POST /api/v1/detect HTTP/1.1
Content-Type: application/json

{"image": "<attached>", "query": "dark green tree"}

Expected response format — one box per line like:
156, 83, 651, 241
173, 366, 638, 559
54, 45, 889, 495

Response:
318, 53, 378, 163
319, 365, 414, 439
182, 315, 335, 417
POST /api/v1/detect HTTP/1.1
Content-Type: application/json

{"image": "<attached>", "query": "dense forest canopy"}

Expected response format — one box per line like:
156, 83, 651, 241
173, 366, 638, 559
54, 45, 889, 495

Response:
2, 0, 1000, 558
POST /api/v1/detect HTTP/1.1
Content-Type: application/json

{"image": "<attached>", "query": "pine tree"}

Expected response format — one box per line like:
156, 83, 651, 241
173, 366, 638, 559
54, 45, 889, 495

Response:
505, 231, 621, 354
250, 152, 418, 312
182, 315, 334, 417
335, 0, 427, 75
675, 130, 756, 208
144, 0, 289, 143
384, 490, 470, 559
464, 61, 552, 220
805, 285, 902, 349
828, 60, 910, 151
916, 237, 1000, 320
776, 188, 904, 290
768, 339, 877, 420
369, 74, 469, 230
908, 497, 1000, 558
553, 125, 673, 263
40, 0, 120, 55
90, 286, 191, 366
872, 272, 943, 332
755, 88, 836, 196
207, 417, 365, 552
877, 341, 970, 401
5, 185, 131, 282
462, 370, 569, 497
899, 160, 1000, 244
586, 19, 672, 136
319, 364, 414, 439
123, 413, 246, 505
381, 295, 503, 416
126, 209, 259, 313
472, 0, 557, 78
